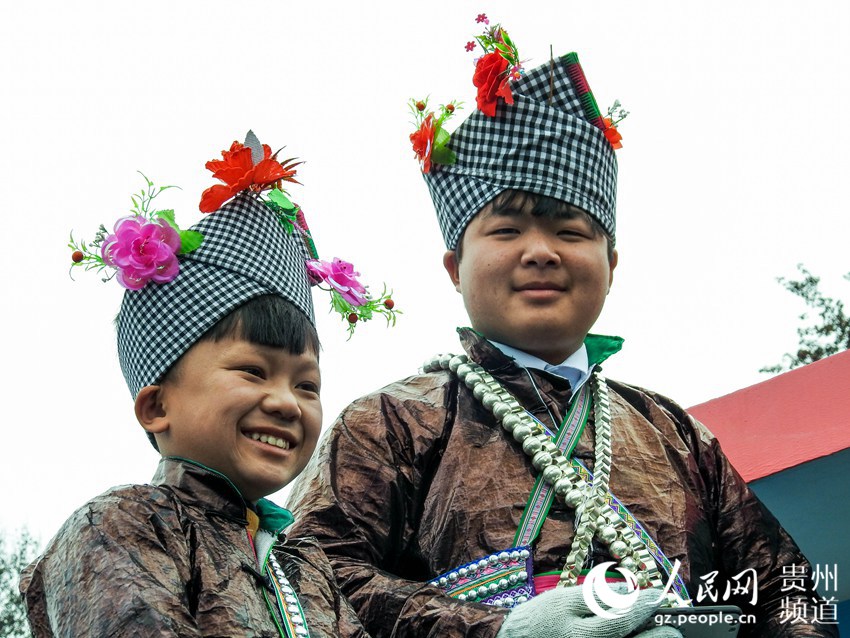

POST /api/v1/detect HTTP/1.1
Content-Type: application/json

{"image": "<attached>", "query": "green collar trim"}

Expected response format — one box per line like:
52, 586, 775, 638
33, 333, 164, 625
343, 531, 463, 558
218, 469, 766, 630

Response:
456, 327, 623, 367
585, 333, 624, 366
254, 498, 295, 534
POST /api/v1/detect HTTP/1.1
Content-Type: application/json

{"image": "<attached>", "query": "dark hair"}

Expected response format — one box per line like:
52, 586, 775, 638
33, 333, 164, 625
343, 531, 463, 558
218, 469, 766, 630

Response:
147, 295, 320, 450
455, 190, 615, 262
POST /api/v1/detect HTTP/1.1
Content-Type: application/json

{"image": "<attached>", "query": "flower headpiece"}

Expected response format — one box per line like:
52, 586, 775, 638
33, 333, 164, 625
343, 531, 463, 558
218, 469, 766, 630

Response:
70, 131, 399, 336
408, 14, 627, 176
408, 15, 627, 249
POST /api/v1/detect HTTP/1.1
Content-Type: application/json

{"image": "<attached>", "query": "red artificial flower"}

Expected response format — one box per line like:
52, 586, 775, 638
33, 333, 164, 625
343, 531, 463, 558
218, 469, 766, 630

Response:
410, 113, 436, 173
473, 51, 514, 117
603, 117, 623, 150
465, 41, 476, 52
199, 141, 301, 213
476, 13, 489, 24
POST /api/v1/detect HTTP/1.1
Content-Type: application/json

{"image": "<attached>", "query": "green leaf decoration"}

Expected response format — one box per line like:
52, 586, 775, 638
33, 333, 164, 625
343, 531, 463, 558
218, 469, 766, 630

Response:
502, 31, 514, 48
494, 43, 511, 54
178, 230, 204, 255
268, 188, 295, 211
157, 209, 177, 229
431, 145, 457, 165
434, 128, 451, 147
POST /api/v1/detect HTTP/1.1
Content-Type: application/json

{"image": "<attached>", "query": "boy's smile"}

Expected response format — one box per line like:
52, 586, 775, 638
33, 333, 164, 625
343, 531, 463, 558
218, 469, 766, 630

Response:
444, 196, 617, 365
139, 337, 322, 502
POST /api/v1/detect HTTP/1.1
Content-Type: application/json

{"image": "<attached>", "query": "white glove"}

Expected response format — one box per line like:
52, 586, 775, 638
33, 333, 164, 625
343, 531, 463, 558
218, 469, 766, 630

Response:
494, 585, 683, 638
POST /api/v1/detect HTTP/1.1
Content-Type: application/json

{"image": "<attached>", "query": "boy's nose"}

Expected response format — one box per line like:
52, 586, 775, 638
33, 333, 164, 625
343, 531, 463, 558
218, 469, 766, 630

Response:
521, 232, 561, 266
261, 385, 302, 421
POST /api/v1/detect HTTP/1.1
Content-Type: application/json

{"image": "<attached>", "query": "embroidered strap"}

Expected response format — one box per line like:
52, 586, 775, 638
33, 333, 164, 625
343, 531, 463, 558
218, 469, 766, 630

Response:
265, 553, 311, 638
513, 382, 592, 547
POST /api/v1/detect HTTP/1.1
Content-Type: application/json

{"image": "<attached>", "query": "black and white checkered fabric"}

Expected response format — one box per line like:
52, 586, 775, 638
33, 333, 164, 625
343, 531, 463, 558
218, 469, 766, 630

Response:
116, 195, 314, 398
423, 53, 618, 249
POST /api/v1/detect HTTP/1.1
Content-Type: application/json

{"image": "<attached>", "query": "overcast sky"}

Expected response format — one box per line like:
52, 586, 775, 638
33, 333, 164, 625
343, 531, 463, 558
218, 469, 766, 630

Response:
2, 0, 848, 544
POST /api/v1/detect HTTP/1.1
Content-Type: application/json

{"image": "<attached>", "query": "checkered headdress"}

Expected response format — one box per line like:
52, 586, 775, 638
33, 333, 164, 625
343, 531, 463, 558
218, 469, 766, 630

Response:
116, 195, 314, 398
417, 46, 620, 249
70, 132, 401, 399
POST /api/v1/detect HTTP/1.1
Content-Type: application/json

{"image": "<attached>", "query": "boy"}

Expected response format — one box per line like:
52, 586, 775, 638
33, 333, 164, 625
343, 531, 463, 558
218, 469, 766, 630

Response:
20, 133, 385, 637
285, 23, 836, 638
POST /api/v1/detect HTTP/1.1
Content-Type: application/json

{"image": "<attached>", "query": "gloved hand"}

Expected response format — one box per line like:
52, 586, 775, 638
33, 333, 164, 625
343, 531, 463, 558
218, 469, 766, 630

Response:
494, 585, 683, 638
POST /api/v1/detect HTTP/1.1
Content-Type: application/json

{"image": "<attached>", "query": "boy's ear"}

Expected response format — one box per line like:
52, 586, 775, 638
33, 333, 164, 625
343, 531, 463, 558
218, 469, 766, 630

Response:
134, 385, 169, 435
443, 250, 462, 292
607, 248, 619, 292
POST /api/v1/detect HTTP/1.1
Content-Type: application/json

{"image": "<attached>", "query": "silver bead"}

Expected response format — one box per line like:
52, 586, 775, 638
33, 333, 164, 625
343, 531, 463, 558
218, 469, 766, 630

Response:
464, 372, 482, 388
498, 552, 510, 563
637, 571, 650, 587
458, 593, 467, 602
510, 551, 520, 561
449, 355, 467, 372
519, 549, 530, 559
438, 577, 448, 587
498, 578, 509, 590
291, 613, 303, 624
285, 594, 298, 604
619, 556, 637, 571
439, 353, 452, 368
478, 559, 488, 570
565, 488, 584, 508
509, 573, 519, 584
481, 392, 499, 410
488, 554, 499, 565
554, 477, 573, 496
477, 585, 489, 598
492, 402, 511, 419
531, 450, 553, 470
488, 583, 499, 595
598, 526, 618, 544
542, 464, 563, 484
472, 383, 488, 400
458, 567, 468, 578
521, 436, 544, 455
501, 414, 521, 432
448, 572, 459, 582
518, 570, 528, 581
512, 424, 533, 442
609, 541, 628, 559
504, 596, 514, 607
516, 595, 528, 604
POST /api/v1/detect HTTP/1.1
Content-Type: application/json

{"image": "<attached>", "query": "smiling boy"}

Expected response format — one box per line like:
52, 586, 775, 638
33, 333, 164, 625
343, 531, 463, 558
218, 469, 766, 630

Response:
20, 136, 373, 637
285, 25, 836, 638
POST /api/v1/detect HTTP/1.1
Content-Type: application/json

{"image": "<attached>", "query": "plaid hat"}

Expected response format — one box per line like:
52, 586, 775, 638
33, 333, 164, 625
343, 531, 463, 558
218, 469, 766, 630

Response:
422, 53, 619, 249
116, 194, 314, 398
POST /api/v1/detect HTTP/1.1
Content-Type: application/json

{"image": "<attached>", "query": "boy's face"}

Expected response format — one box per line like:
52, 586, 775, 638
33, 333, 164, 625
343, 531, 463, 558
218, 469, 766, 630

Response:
443, 197, 617, 364
139, 337, 322, 502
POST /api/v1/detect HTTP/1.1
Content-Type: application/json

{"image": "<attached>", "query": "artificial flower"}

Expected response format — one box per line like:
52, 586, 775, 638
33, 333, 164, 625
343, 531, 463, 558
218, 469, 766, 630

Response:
476, 13, 489, 24
306, 258, 368, 306
465, 41, 476, 52
603, 118, 623, 150
473, 51, 513, 117
410, 113, 436, 173
199, 140, 301, 213
101, 215, 181, 291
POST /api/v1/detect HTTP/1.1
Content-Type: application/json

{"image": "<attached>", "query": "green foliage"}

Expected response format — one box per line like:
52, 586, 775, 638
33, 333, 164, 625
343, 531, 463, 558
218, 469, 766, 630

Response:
761, 264, 850, 373
0, 528, 40, 638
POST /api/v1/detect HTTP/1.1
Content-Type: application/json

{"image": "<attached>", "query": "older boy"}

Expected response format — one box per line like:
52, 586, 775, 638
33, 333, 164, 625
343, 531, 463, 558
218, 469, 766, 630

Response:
20, 136, 376, 637
286, 29, 836, 638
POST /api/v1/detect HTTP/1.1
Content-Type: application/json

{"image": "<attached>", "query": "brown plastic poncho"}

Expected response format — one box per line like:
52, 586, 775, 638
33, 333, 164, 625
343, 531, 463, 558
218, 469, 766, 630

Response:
286, 329, 837, 638
20, 457, 369, 637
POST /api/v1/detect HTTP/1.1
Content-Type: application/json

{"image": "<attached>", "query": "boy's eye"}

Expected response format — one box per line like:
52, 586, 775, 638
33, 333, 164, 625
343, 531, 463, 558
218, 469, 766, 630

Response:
239, 366, 266, 379
297, 381, 321, 396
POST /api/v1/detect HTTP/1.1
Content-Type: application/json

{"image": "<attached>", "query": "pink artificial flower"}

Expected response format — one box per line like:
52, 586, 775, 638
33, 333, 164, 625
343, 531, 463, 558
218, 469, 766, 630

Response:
465, 41, 476, 52
101, 215, 181, 290
476, 13, 489, 24
305, 257, 368, 306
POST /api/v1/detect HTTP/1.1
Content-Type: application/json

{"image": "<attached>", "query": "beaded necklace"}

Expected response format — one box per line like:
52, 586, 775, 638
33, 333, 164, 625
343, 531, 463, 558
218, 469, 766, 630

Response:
424, 352, 687, 604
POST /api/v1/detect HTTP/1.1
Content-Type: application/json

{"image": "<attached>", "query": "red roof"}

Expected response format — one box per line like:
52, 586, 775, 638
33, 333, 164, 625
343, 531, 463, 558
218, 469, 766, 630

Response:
688, 349, 850, 481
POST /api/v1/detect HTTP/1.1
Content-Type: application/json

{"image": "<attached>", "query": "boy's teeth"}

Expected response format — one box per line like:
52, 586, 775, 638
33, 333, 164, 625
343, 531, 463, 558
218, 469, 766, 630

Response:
249, 433, 290, 450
